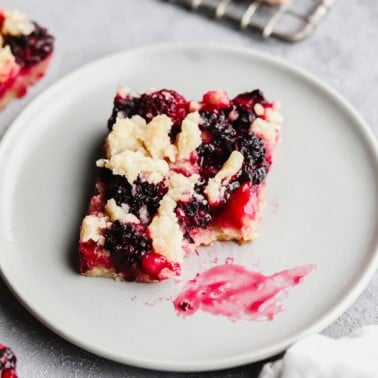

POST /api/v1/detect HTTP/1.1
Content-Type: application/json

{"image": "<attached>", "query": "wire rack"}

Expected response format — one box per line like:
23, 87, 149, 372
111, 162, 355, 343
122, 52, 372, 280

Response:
167, 0, 338, 42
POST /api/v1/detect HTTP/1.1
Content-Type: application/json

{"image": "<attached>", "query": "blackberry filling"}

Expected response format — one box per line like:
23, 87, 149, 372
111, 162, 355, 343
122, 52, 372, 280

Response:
232, 89, 267, 109
5, 22, 54, 68
236, 133, 269, 185
137, 89, 188, 126
104, 221, 152, 281
107, 89, 188, 130
131, 178, 168, 218
197, 111, 237, 178
102, 170, 132, 205
197, 108, 269, 187
102, 170, 168, 221
231, 89, 267, 130
107, 95, 138, 130
176, 197, 212, 230
197, 141, 232, 178
199, 110, 237, 140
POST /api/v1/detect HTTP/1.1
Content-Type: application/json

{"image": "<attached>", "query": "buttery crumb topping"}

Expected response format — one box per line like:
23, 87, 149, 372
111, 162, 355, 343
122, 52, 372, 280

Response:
97, 150, 169, 185
144, 114, 177, 161
0, 46, 18, 83
175, 111, 202, 160
148, 195, 183, 263
205, 150, 244, 204
251, 103, 282, 142
106, 115, 147, 156
148, 173, 199, 262
2, 9, 35, 36
105, 199, 140, 224
80, 215, 107, 243
100, 112, 202, 184
251, 118, 280, 142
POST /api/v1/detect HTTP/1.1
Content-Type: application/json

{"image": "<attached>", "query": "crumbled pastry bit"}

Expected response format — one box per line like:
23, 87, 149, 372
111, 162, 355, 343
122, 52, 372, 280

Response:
0, 45, 18, 83
2, 9, 34, 36
176, 111, 201, 160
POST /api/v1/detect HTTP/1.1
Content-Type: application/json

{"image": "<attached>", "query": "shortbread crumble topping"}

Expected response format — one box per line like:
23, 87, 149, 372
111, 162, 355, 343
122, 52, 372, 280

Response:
0, 45, 18, 82
2, 9, 35, 36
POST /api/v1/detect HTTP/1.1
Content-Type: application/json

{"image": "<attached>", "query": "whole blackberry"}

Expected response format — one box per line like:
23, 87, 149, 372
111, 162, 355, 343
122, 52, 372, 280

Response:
103, 172, 167, 219
197, 140, 232, 178
131, 178, 168, 217
104, 221, 152, 281
137, 89, 188, 126
199, 110, 236, 139
5, 22, 54, 68
232, 108, 256, 130
236, 133, 266, 166
236, 133, 270, 185
197, 111, 237, 178
103, 171, 133, 206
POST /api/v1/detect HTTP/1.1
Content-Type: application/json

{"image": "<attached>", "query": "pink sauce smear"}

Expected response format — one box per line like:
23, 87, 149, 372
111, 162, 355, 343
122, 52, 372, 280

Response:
174, 263, 315, 321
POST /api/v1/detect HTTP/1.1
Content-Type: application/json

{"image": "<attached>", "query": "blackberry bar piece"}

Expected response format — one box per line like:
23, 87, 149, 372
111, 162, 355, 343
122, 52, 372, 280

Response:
79, 87, 282, 282
0, 344, 17, 378
0, 8, 54, 109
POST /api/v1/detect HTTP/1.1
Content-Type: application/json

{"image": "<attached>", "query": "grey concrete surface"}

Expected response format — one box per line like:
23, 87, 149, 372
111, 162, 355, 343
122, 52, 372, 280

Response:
0, 0, 377, 377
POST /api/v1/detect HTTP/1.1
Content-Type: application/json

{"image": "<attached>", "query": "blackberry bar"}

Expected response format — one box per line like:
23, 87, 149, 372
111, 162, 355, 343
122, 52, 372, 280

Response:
79, 87, 282, 282
0, 8, 54, 109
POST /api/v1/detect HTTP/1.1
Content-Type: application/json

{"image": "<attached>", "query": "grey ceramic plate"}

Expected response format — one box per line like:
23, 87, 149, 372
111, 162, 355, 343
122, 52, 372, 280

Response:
0, 44, 377, 372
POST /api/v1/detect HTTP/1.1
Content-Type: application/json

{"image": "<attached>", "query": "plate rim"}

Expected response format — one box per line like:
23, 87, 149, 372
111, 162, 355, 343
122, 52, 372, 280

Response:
0, 42, 377, 372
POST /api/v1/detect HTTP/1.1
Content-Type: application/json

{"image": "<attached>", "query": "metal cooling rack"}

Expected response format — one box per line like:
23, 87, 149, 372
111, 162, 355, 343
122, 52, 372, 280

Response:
167, 0, 338, 42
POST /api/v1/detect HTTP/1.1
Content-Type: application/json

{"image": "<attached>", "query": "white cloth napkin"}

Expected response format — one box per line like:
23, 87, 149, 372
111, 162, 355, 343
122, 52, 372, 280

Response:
258, 326, 378, 378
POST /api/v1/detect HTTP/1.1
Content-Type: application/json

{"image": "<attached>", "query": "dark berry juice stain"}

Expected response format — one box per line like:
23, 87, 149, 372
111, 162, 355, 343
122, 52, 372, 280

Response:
174, 264, 315, 321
